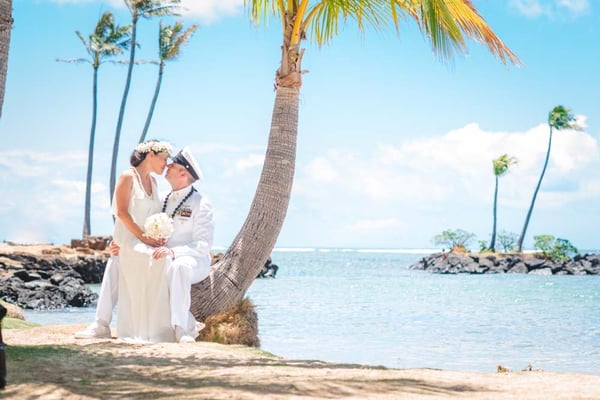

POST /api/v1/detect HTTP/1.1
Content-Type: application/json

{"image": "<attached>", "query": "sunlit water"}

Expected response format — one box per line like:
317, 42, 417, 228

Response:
24, 249, 600, 373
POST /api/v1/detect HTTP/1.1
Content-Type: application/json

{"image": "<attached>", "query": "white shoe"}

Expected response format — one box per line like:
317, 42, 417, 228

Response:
74, 322, 111, 339
178, 335, 196, 343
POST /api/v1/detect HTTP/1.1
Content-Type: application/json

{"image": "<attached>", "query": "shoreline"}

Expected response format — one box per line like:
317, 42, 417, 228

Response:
3, 323, 600, 399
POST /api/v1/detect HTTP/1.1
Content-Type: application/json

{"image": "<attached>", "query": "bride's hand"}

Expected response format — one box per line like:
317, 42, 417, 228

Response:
140, 235, 162, 247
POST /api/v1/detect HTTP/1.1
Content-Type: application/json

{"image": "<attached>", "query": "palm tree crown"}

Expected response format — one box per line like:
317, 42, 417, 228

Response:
548, 105, 577, 131
159, 20, 197, 61
493, 154, 517, 178
76, 12, 131, 68
189, 0, 521, 320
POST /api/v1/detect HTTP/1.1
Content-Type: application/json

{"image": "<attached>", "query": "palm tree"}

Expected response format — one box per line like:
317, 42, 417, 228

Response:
514, 105, 579, 252
489, 154, 517, 252
0, 0, 13, 119
109, 0, 180, 202
138, 20, 197, 143
58, 12, 131, 238
190, 0, 521, 319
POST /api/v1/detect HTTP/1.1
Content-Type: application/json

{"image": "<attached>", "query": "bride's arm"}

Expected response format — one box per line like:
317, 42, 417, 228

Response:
114, 171, 160, 247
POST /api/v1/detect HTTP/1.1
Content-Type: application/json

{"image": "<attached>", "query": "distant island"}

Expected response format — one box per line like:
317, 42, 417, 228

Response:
410, 250, 600, 275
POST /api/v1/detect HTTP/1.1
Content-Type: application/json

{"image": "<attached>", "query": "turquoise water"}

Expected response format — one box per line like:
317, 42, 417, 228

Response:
24, 249, 600, 373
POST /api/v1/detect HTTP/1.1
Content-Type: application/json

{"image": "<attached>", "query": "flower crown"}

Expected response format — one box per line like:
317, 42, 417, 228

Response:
135, 141, 173, 156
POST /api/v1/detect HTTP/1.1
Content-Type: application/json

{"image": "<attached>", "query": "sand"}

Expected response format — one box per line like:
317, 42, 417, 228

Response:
1, 323, 599, 399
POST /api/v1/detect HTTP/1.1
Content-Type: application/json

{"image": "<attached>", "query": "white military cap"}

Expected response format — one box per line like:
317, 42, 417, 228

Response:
172, 146, 203, 182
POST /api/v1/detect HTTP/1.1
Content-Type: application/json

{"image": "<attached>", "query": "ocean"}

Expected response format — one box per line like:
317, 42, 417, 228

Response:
24, 249, 600, 373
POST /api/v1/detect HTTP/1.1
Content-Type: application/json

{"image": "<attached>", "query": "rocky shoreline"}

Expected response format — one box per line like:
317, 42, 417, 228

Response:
410, 251, 600, 275
0, 242, 109, 310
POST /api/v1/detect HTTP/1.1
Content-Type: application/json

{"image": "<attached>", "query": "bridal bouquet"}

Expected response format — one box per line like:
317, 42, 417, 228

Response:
143, 212, 174, 240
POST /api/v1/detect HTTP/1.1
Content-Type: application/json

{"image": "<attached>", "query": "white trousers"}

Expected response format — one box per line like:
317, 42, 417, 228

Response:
164, 255, 211, 332
94, 254, 211, 335
95, 256, 118, 325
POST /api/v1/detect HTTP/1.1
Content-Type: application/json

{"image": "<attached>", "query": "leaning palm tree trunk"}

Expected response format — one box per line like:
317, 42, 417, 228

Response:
190, 86, 298, 319
109, 15, 138, 201
515, 128, 553, 252
190, 11, 301, 319
489, 175, 499, 251
138, 62, 164, 143
0, 0, 13, 119
83, 67, 99, 237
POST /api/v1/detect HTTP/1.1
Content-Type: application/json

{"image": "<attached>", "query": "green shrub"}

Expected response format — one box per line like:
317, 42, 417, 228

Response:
432, 229, 475, 251
497, 230, 518, 252
533, 234, 578, 261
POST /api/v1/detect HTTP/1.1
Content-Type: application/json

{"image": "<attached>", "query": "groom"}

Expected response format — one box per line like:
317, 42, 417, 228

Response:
75, 147, 214, 343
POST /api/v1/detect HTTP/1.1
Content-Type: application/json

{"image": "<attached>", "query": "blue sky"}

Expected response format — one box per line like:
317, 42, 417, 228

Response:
1, 0, 599, 250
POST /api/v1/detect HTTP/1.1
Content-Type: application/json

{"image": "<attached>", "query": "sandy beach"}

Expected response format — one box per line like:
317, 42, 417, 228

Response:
2, 323, 599, 399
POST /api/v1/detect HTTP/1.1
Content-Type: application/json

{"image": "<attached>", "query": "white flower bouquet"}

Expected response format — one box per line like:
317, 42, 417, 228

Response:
143, 212, 174, 240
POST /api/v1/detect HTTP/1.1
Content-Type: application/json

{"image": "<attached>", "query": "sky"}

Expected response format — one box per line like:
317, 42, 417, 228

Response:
1, 0, 599, 251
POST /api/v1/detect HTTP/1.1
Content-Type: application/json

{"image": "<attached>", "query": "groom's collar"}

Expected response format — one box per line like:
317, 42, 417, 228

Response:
169, 185, 193, 196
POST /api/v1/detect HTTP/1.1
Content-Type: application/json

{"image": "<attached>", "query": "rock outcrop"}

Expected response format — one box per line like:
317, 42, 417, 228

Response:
410, 251, 600, 275
0, 243, 109, 310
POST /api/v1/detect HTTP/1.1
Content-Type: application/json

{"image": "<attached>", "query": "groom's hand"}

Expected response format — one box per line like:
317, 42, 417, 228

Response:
152, 246, 174, 260
109, 241, 120, 256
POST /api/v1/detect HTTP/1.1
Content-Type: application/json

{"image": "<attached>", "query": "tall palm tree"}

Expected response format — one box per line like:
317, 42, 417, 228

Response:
489, 154, 517, 252
0, 0, 13, 119
58, 12, 131, 238
109, 0, 180, 202
514, 105, 578, 252
190, 0, 521, 319
138, 20, 197, 143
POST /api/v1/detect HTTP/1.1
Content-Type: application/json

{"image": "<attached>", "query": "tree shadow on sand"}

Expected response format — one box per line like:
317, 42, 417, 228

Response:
3, 343, 495, 399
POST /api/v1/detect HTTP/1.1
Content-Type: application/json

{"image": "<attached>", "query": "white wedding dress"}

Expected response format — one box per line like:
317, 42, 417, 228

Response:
114, 170, 175, 343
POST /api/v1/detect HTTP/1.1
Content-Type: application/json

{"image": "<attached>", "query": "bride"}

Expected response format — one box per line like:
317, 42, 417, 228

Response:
112, 140, 174, 342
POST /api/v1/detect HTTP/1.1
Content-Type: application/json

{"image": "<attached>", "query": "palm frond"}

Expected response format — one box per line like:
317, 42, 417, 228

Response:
158, 20, 198, 61
438, 0, 521, 65
548, 105, 579, 131
56, 57, 90, 64
245, 0, 280, 26
109, 59, 158, 65
493, 153, 518, 177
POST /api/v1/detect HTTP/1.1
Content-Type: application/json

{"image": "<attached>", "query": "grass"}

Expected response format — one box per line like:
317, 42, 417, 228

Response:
2, 317, 39, 330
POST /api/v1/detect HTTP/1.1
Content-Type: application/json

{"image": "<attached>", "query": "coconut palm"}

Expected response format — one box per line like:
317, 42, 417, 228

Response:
138, 20, 197, 143
514, 105, 579, 252
489, 154, 517, 252
58, 12, 131, 238
190, 0, 521, 319
109, 0, 180, 202
0, 0, 13, 119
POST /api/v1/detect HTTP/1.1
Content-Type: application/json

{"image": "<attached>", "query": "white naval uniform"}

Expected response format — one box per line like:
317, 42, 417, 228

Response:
162, 185, 214, 336
94, 186, 214, 339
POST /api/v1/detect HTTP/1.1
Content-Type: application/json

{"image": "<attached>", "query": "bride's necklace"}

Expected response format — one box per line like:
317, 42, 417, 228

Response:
162, 187, 196, 218
131, 167, 152, 197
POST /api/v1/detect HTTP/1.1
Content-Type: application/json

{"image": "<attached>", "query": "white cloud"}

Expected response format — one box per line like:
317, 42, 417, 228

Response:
511, 0, 546, 17
179, 0, 243, 22
292, 119, 599, 246
305, 157, 337, 183
0, 150, 86, 178
557, 0, 589, 14
347, 218, 405, 232
234, 153, 264, 172
41, 0, 244, 22
510, 0, 589, 18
